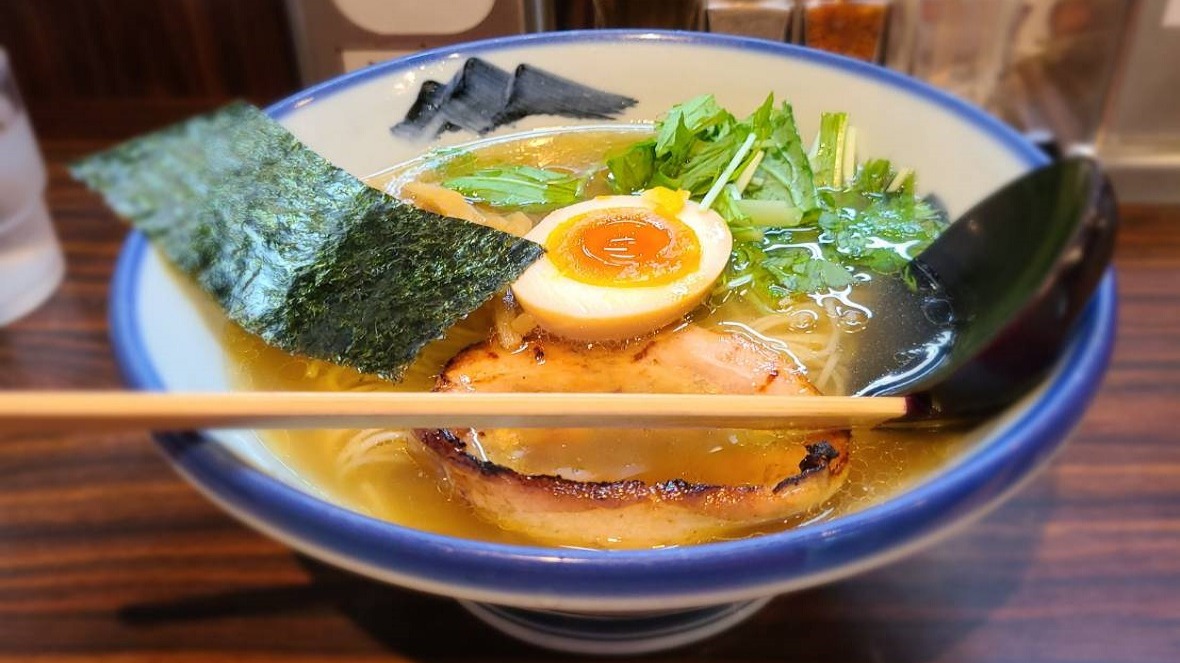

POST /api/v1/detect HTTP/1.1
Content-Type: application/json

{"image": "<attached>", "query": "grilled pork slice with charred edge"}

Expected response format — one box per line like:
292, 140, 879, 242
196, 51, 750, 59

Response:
413, 325, 850, 548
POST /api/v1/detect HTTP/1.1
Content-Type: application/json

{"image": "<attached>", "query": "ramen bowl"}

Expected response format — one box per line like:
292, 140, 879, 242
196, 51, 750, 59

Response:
108, 31, 1115, 655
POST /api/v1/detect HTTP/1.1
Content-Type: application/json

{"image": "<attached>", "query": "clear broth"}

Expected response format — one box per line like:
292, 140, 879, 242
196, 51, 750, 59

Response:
226, 127, 974, 549
227, 323, 969, 547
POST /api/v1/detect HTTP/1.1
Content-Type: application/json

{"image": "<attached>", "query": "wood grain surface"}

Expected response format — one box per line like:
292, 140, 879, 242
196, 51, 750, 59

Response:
0, 140, 1177, 663
0, 0, 299, 140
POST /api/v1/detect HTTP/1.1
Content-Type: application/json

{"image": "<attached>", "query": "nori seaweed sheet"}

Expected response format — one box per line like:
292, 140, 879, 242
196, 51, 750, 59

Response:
72, 102, 544, 379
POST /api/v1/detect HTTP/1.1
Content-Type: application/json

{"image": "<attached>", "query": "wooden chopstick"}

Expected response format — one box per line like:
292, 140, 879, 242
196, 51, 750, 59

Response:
0, 391, 909, 432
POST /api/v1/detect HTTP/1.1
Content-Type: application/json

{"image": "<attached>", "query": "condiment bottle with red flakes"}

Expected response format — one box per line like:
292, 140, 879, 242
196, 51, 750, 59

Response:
800, 0, 892, 63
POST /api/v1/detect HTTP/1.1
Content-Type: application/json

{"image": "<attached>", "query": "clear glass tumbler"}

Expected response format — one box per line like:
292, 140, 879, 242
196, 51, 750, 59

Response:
0, 48, 64, 325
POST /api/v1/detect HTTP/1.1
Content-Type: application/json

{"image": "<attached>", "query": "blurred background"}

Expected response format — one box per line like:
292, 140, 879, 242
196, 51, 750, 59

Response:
0, 0, 1176, 202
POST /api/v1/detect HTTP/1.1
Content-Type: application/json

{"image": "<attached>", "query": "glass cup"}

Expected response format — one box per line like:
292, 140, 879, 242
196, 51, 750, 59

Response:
0, 48, 64, 326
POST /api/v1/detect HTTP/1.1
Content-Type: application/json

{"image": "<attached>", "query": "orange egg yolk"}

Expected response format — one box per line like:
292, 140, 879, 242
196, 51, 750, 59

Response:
545, 206, 701, 287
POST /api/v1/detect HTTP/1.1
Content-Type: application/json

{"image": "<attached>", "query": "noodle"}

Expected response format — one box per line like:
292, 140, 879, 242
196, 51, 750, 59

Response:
733, 295, 850, 394
814, 299, 844, 392
338, 429, 413, 476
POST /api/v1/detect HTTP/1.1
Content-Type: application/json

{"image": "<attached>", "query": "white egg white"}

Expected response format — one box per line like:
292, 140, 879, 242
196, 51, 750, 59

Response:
511, 194, 733, 342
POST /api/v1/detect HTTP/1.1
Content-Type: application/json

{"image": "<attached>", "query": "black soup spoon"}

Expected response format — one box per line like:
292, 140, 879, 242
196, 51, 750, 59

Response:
846, 156, 1119, 422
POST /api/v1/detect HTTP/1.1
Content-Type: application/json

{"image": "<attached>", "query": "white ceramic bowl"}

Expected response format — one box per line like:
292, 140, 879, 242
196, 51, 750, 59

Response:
109, 31, 1115, 655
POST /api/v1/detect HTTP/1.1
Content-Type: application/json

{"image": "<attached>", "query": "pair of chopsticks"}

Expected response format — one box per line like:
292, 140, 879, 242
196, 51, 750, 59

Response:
0, 391, 909, 433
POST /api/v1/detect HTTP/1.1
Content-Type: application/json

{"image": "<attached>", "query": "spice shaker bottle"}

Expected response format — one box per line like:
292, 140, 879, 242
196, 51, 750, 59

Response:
799, 0, 892, 63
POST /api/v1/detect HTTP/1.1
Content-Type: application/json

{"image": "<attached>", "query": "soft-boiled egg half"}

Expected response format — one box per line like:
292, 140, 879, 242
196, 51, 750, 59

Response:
512, 188, 732, 342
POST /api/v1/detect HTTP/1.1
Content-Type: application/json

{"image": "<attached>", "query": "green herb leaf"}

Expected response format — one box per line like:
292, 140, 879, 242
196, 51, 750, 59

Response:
748, 103, 818, 212
764, 249, 854, 295
607, 140, 656, 193
811, 112, 848, 188
747, 93, 776, 140
855, 158, 893, 194
679, 129, 750, 197
443, 165, 583, 211
655, 94, 732, 156
712, 183, 747, 222
819, 188, 946, 274
736, 199, 803, 227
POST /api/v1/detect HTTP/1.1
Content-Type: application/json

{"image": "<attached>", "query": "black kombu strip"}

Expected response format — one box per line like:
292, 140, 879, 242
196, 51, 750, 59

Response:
392, 58, 637, 139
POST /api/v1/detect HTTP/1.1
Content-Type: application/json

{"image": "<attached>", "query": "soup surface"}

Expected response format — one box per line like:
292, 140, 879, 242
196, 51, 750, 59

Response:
225, 126, 975, 549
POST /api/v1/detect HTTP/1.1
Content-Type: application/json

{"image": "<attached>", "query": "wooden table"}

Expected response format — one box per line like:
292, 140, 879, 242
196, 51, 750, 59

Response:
2, 141, 1177, 663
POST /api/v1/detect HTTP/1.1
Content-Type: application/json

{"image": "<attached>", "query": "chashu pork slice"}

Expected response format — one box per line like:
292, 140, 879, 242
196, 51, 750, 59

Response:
413, 325, 850, 548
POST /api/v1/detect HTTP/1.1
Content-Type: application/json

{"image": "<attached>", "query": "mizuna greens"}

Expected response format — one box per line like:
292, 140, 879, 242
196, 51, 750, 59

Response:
608, 94, 948, 310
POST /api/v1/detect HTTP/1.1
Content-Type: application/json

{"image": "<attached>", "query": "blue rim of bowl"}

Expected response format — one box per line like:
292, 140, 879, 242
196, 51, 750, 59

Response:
108, 31, 1115, 608
270, 30, 1045, 166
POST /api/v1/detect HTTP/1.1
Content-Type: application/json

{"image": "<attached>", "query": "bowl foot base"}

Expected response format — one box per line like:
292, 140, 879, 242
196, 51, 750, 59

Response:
459, 597, 771, 655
